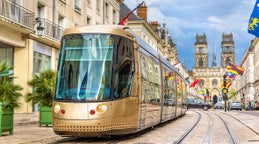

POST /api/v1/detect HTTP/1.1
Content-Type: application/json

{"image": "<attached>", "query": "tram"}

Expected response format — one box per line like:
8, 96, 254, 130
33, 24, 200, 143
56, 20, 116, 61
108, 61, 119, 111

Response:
53, 25, 187, 137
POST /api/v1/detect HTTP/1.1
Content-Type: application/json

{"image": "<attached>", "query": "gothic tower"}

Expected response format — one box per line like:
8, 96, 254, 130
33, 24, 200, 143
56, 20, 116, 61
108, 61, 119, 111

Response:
221, 33, 235, 68
194, 33, 208, 68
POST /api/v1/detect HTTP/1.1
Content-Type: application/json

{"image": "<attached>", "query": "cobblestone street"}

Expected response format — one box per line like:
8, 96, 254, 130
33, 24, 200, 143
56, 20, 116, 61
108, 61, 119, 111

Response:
1, 110, 259, 144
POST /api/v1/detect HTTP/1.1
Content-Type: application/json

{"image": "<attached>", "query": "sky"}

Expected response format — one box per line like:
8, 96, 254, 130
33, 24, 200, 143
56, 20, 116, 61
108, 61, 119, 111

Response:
124, 0, 256, 70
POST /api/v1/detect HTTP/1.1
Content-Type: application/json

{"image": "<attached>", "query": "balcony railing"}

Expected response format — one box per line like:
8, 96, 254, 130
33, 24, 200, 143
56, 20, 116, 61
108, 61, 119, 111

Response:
37, 18, 64, 40
0, 0, 34, 29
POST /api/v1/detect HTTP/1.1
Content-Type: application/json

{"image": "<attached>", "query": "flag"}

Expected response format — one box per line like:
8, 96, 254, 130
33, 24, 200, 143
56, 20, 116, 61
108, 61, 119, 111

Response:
197, 89, 204, 95
165, 71, 174, 80
248, 0, 259, 37
118, 1, 145, 25
198, 88, 206, 96
227, 63, 245, 76
226, 66, 238, 75
185, 77, 190, 84
221, 81, 231, 88
224, 71, 236, 79
226, 82, 231, 88
190, 79, 199, 88
178, 85, 182, 90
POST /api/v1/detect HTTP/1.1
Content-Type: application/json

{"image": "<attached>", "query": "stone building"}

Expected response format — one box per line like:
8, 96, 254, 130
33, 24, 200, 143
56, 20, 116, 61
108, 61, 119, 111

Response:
236, 44, 254, 103
235, 39, 257, 107
0, 0, 122, 113
192, 33, 235, 103
120, 2, 179, 66
253, 39, 259, 104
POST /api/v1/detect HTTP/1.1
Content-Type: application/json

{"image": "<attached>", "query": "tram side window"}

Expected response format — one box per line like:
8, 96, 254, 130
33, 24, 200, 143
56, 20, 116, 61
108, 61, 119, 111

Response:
113, 36, 134, 99
117, 64, 131, 97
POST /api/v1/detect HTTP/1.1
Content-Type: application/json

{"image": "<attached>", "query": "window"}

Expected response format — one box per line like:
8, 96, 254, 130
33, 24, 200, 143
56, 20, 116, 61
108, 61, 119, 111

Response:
96, 0, 101, 14
56, 34, 114, 101
112, 9, 116, 24
163, 69, 176, 106
199, 47, 203, 53
199, 79, 204, 86
59, 0, 66, 4
87, 16, 91, 25
37, 2, 45, 18
199, 58, 203, 66
33, 52, 50, 73
87, 0, 91, 5
75, 0, 81, 12
212, 79, 218, 86
56, 34, 135, 101
113, 36, 134, 99
0, 46, 14, 66
226, 57, 231, 66
9, 0, 21, 22
57, 15, 64, 39
105, 2, 109, 19
226, 46, 230, 53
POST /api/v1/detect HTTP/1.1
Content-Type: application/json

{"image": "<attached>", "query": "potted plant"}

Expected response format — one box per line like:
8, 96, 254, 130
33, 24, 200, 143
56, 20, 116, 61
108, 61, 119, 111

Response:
26, 69, 56, 127
0, 61, 23, 136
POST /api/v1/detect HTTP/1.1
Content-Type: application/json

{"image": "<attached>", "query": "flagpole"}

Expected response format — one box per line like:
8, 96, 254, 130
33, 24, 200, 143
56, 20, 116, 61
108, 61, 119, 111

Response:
118, 1, 145, 25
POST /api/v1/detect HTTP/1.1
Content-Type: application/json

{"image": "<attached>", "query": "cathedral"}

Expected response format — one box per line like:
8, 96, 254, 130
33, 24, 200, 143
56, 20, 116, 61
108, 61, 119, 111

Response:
191, 33, 235, 103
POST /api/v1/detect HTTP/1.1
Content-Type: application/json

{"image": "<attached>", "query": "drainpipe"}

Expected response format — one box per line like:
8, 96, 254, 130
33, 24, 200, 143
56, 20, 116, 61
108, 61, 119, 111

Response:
53, 0, 56, 38
53, 0, 56, 23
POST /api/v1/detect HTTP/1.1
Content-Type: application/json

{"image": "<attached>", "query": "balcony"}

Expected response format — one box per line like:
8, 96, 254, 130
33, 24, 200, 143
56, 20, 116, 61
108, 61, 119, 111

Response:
35, 18, 64, 40
0, 0, 34, 31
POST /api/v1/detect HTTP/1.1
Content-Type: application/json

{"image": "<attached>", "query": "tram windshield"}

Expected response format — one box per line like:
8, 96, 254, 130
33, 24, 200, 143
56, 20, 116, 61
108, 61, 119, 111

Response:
55, 34, 113, 101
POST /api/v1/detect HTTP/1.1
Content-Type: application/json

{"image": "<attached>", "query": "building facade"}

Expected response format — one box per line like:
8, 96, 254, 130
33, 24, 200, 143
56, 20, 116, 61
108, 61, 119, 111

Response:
253, 39, 259, 104
0, 0, 122, 113
236, 39, 256, 107
192, 33, 235, 103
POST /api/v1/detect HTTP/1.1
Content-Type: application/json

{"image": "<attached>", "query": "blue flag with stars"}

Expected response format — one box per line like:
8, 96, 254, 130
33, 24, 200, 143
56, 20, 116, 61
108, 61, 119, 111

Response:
248, 0, 259, 37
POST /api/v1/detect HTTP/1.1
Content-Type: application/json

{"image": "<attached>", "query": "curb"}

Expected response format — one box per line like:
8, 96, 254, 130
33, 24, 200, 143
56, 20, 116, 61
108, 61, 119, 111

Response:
14, 120, 38, 126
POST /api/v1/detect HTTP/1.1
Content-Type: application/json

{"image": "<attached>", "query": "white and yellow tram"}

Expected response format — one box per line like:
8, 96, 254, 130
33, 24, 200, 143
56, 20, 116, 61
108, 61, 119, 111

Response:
53, 25, 187, 137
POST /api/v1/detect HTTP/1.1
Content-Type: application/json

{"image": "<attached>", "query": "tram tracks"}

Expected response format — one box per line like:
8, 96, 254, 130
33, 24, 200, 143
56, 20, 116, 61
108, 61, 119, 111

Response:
47, 110, 259, 144
213, 112, 237, 144
174, 111, 201, 144
174, 110, 259, 144
174, 111, 239, 144
220, 111, 259, 143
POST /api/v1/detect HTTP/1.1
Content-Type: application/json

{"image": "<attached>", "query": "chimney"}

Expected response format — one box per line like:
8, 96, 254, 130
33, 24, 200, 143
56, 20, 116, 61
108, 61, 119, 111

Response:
149, 21, 160, 30
137, 2, 147, 21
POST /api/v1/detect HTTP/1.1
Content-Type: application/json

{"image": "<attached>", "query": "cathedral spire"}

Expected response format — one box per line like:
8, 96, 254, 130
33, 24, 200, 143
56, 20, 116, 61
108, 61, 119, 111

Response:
212, 33, 217, 67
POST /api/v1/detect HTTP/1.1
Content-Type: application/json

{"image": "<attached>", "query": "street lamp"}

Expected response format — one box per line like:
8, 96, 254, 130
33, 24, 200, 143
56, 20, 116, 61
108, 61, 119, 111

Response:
35, 17, 44, 36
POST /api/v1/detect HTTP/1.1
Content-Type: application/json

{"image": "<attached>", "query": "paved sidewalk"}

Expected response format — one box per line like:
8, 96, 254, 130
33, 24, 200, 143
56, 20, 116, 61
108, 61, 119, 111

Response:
0, 112, 62, 144
0, 111, 259, 144
14, 112, 39, 126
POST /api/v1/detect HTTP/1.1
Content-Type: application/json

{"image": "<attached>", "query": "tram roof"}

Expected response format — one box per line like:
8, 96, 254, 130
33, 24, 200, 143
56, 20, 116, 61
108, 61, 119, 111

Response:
62, 25, 135, 40
134, 34, 159, 59
160, 55, 180, 74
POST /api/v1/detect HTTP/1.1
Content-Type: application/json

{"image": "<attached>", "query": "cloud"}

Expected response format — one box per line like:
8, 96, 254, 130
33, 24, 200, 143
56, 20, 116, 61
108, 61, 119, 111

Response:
124, 0, 256, 70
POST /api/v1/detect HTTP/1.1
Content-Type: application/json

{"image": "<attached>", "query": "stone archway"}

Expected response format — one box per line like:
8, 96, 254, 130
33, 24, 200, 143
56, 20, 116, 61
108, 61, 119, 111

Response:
210, 87, 220, 103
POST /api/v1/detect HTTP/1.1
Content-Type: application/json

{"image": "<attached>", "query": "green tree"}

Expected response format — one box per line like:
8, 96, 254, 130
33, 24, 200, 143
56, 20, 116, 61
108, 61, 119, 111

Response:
26, 69, 56, 106
228, 88, 237, 100
0, 61, 23, 109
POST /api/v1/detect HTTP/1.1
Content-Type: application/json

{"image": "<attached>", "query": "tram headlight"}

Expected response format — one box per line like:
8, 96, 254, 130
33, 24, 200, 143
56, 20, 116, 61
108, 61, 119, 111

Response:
54, 104, 61, 113
96, 104, 108, 113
